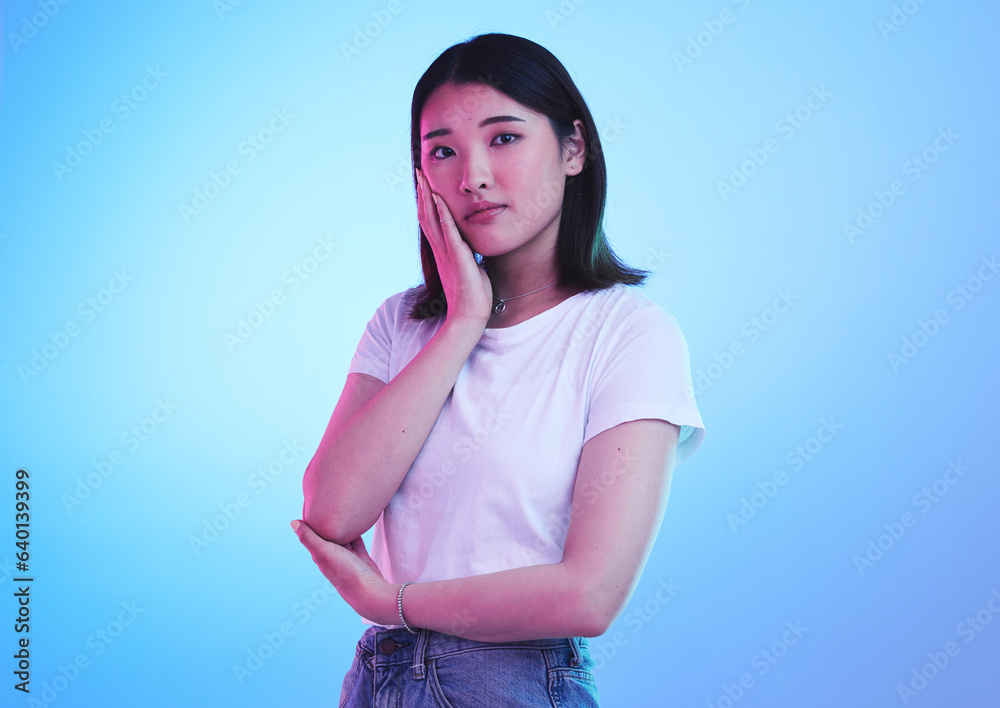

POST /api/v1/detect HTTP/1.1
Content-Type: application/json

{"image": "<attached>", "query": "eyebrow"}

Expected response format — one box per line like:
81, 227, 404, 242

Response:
421, 115, 526, 141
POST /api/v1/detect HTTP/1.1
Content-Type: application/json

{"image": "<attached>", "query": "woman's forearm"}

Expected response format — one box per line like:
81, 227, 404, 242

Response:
303, 316, 484, 544
376, 561, 607, 642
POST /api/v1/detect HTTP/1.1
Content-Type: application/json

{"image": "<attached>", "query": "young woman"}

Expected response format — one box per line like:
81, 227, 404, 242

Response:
292, 32, 706, 706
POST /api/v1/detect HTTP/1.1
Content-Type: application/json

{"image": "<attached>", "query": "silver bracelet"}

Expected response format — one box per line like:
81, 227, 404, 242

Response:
397, 581, 417, 634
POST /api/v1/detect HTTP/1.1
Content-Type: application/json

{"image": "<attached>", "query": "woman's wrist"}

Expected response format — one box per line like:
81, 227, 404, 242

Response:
397, 582, 418, 633
365, 578, 402, 627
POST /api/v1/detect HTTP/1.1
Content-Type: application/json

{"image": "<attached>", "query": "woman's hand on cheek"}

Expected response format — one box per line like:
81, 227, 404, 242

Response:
291, 520, 395, 624
415, 167, 493, 325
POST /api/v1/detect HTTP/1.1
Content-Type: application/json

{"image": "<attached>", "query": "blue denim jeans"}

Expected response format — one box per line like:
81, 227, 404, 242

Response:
339, 625, 601, 707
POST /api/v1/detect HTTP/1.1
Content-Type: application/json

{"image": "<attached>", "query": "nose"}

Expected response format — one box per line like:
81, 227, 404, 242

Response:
460, 149, 493, 193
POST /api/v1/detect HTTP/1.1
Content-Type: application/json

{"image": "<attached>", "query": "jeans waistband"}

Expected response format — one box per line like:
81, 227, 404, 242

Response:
358, 626, 586, 680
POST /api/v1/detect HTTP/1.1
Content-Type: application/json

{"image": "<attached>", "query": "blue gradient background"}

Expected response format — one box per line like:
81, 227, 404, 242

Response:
1, 1, 998, 706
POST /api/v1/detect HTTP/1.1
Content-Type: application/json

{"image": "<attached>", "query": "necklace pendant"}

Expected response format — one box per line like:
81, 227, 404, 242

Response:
493, 300, 505, 315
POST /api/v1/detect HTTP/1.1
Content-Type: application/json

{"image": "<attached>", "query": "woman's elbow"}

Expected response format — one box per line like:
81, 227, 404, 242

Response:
571, 582, 619, 638
577, 607, 614, 639
301, 500, 353, 545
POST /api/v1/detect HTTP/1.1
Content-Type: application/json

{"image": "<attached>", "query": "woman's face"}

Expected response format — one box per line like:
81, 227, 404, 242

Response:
418, 81, 584, 260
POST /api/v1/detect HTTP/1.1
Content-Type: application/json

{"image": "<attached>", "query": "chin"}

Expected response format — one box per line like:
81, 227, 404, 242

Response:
470, 238, 519, 258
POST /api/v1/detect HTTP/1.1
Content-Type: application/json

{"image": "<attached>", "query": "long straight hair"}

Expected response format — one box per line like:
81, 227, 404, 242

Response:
406, 33, 649, 320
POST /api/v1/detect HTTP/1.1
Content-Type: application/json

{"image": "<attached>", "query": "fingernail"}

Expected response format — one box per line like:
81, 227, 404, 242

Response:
290, 520, 301, 532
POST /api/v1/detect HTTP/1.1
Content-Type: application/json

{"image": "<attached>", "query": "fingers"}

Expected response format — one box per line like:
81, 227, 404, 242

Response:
416, 169, 441, 253
291, 519, 319, 552
432, 194, 459, 243
291, 519, 356, 555
416, 168, 454, 250
433, 192, 455, 223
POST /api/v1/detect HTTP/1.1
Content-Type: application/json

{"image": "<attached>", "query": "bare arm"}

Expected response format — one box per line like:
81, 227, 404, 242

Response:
303, 168, 493, 544
302, 317, 485, 544
365, 419, 680, 641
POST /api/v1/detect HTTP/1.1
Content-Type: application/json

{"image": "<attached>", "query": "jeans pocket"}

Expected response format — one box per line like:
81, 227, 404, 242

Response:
430, 647, 552, 706
548, 666, 601, 708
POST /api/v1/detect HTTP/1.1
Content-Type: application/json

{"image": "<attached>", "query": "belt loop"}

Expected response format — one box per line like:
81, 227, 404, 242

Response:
412, 628, 430, 680
569, 637, 582, 667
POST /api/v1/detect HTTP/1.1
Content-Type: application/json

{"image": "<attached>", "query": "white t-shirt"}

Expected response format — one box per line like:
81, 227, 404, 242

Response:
346, 283, 706, 628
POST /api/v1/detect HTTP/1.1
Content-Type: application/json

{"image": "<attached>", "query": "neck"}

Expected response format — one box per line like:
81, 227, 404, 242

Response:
484, 256, 561, 304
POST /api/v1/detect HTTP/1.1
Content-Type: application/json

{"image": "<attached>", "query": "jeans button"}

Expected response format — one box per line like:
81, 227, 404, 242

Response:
379, 638, 397, 655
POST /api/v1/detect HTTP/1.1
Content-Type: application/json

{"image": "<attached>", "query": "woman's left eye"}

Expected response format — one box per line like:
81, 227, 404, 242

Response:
493, 133, 519, 146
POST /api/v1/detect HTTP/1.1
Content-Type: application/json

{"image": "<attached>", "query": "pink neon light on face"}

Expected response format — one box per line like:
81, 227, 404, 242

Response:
419, 82, 576, 260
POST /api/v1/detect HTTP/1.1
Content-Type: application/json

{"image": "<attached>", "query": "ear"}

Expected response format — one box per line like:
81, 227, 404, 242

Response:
564, 119, 588, 175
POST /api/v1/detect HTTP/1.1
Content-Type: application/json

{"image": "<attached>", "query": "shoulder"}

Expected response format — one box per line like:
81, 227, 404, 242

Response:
582, 283, 680, 334
369, 286, 423, 324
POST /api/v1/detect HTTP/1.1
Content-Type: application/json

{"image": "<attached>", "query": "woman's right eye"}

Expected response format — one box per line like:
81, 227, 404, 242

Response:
428, 146, 454, 160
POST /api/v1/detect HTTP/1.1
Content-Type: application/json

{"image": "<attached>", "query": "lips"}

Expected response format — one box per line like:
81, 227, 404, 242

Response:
465, 201, 506, 220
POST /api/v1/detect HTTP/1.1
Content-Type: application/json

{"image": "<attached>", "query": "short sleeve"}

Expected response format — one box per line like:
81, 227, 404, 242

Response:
584, 305, 706, 466
346, 293, 402, 384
